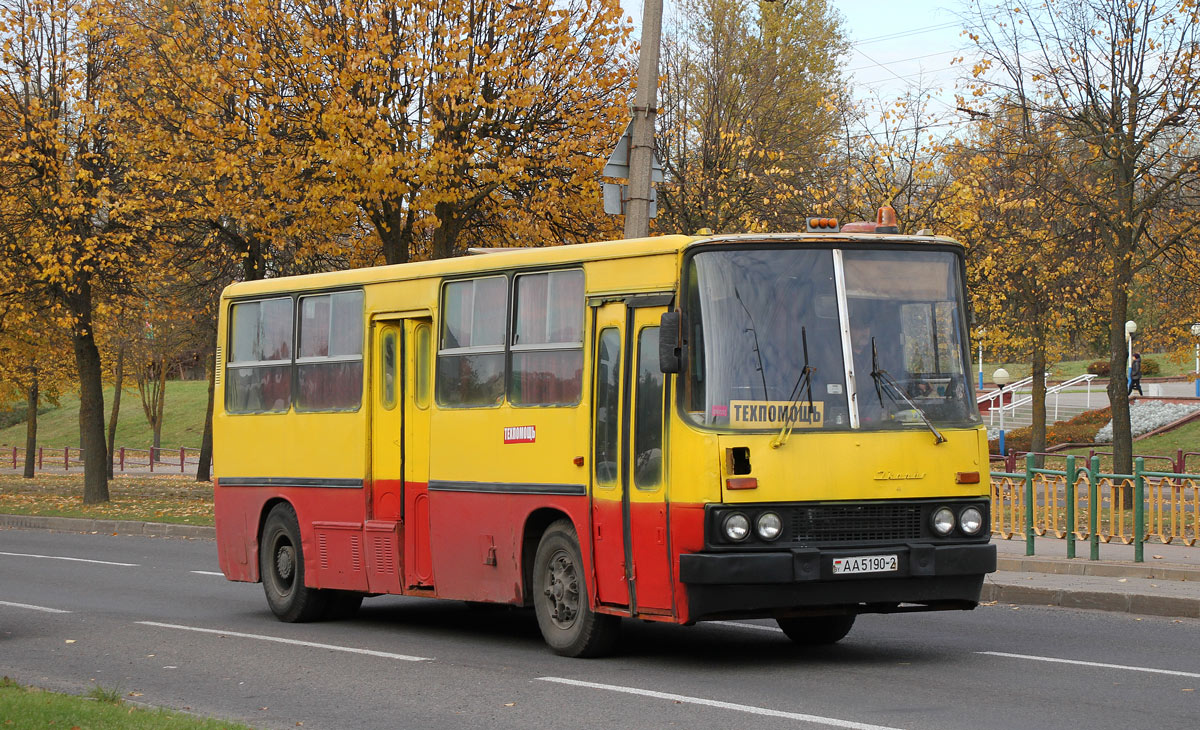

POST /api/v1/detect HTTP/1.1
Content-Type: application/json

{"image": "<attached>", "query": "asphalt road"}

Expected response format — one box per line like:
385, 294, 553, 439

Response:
2, 528, 1198, 730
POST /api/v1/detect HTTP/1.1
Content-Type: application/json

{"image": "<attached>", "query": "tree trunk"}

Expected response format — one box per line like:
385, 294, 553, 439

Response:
107, 344, 124, 478
197, 350, 215, 482
372, 198, 415, 265
1107, 253, 1134, 505
431, 201, 465, 260
1030, 341, 1047, 468
153, 355, 166, 458
23, 369, 38, 479
70, 288, 110, 504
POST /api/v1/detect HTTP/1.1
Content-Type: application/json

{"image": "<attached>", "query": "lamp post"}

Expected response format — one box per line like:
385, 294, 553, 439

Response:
1191, 323, 1200, 397
976, 328, 986, 390
993, 367, 1010, 454
1125, 320, 1137, 392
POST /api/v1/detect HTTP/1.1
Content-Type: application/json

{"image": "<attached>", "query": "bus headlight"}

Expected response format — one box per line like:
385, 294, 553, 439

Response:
755, 512, 783, 541
723, 513, 750, 542
959, 507, 984, 535
931, 507, 955, 536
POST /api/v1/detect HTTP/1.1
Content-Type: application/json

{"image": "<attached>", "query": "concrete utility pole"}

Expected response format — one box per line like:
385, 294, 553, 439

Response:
623, 0, 664, 240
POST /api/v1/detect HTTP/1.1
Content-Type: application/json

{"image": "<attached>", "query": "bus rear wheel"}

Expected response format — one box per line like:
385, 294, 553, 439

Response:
261, 503, 328, 622
776, 615, 856, 646
532, 520, 620, 657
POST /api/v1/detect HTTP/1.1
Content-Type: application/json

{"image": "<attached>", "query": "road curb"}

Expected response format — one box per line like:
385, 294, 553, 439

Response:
981, 581, 1200, 619
997, 555, 1200, 582
0, 514, 214, 539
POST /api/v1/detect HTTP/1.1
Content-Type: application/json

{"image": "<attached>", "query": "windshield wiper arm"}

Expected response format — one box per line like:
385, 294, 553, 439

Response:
870, 351, 946, 445
733, 286, 769, 399
770, 326, 815, 449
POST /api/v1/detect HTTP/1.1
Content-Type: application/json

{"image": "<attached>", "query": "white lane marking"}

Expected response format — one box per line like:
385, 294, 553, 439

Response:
0, 551, 138, 567
709, 620, 784, 633
538, 677, 909, 730
136, 621, 431, 662
0, 600, 71, 614
979, 651, 1200, 679
190, 570, 224, 576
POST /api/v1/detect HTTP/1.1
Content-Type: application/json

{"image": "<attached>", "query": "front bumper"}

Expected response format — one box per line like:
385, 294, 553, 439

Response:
679, 542, 995, 621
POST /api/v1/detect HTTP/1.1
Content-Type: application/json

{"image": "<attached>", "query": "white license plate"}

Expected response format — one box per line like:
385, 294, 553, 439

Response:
832, 554, 898, 575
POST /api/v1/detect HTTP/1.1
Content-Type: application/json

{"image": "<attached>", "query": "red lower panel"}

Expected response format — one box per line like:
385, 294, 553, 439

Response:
592, 498, 628, 606
629, 500, 673, 612
405, 482, 433, 587
427, 491, 588, 605
668, 503, 706, 623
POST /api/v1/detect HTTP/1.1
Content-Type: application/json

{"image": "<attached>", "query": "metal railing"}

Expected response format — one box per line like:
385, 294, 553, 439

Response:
5, 445, 202, 474
991, 454, 1199, 561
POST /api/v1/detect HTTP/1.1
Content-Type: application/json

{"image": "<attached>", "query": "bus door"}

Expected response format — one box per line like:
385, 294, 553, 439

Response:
590, 300, 673, 615
367, 318, 404, 593
367, 316, 434, 593
403, 318, 434, 589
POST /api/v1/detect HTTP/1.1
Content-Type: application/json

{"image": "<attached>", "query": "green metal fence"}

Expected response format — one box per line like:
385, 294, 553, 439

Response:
991, 456, 1200, 562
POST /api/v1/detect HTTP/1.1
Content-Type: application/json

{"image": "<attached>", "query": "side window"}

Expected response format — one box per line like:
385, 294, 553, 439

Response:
381, 329, 397, 410
226, 297, 293, 413
634, 327, 664, 488
436, 276, 507, 407
593, 327, 621, 485
414, 322, 431, 409
510, 270, 584, 406
296, 291, 364, 411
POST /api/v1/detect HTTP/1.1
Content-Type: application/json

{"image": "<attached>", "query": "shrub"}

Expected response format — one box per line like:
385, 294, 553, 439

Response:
1086, 356, 1160, 377
988, 406, 1112, 454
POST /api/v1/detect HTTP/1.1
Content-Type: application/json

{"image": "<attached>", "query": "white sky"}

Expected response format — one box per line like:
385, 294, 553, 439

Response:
623, 0, 973, 113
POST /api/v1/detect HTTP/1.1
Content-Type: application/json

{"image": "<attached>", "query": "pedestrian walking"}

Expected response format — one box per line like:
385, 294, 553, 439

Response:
1129, 352, 1144, 396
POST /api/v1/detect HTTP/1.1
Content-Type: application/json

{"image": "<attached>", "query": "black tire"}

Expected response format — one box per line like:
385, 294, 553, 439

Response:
532, 519, 620, 657
323, 590, 364, 620
776, 615, 856, 646
260, 503, 328, 622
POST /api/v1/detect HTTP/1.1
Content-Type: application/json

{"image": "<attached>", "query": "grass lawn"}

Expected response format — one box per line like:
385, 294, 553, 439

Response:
1027, 419, 1200, 474
980, 352, 1198, 382
0, 380, 209, 451
0, 473, 213, 526
0, 677, 255, 730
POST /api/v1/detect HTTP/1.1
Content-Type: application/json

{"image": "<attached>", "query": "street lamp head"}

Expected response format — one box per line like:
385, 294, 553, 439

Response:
1191, 323, 1200, 337
993, 368, 1010, 386
1125, 320, 1137, 335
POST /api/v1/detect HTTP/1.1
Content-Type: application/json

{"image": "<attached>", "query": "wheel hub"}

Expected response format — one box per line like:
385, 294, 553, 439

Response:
543, 551, 579, 628
275, 544, 295, 583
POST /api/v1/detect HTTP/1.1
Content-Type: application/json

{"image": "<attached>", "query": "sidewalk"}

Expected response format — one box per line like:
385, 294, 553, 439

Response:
2, 515, 1198, 619
986, 535, 1199, 619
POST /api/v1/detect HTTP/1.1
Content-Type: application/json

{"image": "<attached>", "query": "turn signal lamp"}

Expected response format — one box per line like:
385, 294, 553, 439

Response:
806, 217, 839, 232
726, 477, 758, 490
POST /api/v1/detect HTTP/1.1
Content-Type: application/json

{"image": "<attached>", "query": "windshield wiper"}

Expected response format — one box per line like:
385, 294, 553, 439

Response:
733, 286, 769, 400
870, 338, 946, 445
770, 327, 815, 449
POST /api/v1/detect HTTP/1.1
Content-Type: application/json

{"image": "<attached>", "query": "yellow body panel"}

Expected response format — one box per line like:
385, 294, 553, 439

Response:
713, 427, 989, 504
216, 409, 367, 480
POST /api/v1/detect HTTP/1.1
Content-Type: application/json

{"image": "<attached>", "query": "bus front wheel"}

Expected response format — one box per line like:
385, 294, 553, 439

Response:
532, 520, 620, 657
776, 615, 856, 646
260, 503, 328, 622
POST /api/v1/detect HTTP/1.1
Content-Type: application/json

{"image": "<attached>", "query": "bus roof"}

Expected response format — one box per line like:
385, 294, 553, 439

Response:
220, 231, 963, 299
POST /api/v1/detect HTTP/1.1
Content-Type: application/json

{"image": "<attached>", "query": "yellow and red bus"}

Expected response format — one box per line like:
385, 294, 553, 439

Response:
213, 209, 995, 656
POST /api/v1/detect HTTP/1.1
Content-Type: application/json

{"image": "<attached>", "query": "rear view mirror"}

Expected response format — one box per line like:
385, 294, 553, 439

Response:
659, 311, 685, 373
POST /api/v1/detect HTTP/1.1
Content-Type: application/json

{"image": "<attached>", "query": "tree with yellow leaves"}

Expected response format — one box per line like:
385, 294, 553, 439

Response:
961, 0, 1200, 474
110, 0, 631, 265
944, 101, 1107, 456
0, 0, 156, 502
655, 0, 846, 234
0, 302, 74, 478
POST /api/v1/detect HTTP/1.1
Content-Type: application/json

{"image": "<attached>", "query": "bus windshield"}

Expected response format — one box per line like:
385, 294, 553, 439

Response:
682, 246, 979, 431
